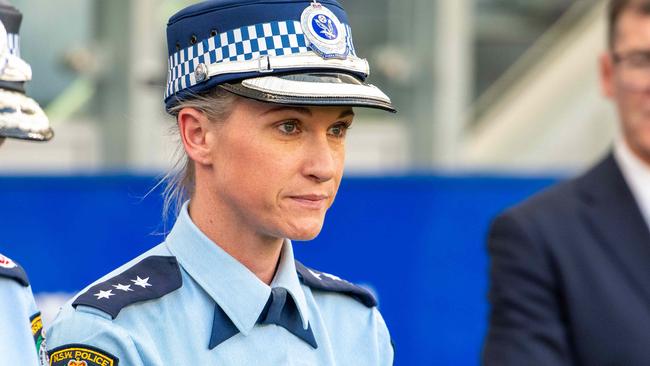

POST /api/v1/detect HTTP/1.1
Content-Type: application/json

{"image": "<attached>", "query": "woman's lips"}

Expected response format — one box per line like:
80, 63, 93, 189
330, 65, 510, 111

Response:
288, 194, 329, 209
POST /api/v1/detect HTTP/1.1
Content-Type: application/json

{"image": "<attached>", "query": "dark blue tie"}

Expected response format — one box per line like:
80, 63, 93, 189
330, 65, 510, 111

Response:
209, 287, 318, 349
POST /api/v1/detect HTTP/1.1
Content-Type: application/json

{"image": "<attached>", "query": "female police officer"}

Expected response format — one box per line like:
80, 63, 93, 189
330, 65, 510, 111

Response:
0, 2, 54, 365
47, 1, 394, 364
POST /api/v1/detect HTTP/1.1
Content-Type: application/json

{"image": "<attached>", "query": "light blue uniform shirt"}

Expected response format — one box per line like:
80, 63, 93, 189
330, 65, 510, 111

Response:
0, 254, 47, 366
47, 203, 393, 365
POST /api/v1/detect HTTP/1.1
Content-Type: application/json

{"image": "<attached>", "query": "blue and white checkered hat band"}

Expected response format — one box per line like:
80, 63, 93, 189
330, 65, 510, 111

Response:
165, 20, 358, 99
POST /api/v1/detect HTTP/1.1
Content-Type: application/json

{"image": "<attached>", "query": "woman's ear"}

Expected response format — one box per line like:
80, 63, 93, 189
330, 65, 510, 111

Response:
178, 107, 213, 166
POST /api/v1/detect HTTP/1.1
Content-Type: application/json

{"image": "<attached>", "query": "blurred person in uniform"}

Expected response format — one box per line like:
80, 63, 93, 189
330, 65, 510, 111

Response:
46, 1, 395, 365
483, 0, 650, 364
0, 1, 54, 365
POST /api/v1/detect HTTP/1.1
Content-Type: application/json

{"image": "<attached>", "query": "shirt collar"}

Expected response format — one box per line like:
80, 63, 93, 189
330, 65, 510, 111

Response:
614, 139, 650, 231
165, 201, 311, 334
271, 239, 310, 329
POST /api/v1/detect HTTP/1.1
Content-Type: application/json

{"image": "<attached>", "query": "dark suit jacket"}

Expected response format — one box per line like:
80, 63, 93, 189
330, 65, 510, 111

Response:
483, 153, 650, 365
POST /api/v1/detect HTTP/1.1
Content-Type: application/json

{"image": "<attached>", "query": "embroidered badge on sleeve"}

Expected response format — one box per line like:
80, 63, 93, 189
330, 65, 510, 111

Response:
48, 344, 119, 366
30, 312, 49, 365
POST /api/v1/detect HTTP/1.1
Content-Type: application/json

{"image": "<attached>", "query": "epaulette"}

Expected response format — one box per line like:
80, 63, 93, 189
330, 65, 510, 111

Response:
0, 253, 29, 287
295, 261, 377, 307
73, 256, 182, 319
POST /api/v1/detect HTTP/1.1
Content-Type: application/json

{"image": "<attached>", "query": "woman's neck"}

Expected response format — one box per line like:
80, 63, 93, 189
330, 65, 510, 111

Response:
188, 193, 283, 285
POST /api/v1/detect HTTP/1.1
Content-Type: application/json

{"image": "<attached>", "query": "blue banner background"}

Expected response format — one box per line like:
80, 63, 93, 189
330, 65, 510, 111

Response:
0, 175, 557, 365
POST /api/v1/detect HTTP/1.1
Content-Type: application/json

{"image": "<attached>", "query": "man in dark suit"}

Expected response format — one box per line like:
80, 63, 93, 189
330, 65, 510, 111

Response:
483, 1, 650, 365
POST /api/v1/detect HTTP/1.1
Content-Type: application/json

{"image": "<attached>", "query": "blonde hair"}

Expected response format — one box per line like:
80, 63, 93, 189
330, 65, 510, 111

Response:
162, 87, 239, 222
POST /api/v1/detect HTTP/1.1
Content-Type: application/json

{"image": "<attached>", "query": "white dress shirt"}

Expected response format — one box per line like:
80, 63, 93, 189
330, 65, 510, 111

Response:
614, 138, 650, 232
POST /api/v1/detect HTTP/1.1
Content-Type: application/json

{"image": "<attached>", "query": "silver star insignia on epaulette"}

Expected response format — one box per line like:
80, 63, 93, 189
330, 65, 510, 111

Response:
308, 269, 343, 282
113, 283, 133, 292
308, 269, 323, 280
321, 273, 343, 282
131, 276, 152, 288
94, 289, 114, 300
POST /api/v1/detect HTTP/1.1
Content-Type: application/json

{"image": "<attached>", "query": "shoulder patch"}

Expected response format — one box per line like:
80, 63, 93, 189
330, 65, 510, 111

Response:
0, 253, 29, 286
295, 260, 377, 307
49, 344, 119, 366
72, 256, 182, 319
30, 312, 49, 365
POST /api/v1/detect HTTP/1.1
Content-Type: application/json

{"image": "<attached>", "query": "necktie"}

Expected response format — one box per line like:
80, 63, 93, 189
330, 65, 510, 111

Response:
258, 287, 318, 348
209, 287, 318, 349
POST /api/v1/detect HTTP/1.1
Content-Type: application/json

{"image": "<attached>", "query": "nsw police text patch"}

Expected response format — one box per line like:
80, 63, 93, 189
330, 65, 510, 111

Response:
48, 344, 119, 366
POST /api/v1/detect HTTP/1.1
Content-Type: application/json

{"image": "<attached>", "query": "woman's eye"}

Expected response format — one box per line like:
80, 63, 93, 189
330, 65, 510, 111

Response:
328, 123, 350, 138
278, 121, 300, 135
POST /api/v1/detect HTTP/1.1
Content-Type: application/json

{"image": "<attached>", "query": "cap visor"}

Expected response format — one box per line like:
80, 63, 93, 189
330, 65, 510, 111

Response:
220, 73, 396, 112
0, 126, 53, 141
0, 90, 53, 141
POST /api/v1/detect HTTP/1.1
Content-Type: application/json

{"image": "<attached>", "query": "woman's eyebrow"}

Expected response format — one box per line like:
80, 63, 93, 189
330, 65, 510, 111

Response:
259, 107, 354, 119
338, 109, 355, 119
260, 106, 313, 117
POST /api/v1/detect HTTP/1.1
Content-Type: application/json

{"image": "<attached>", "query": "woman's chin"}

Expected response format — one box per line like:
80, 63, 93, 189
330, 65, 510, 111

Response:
283, 220, 324, 241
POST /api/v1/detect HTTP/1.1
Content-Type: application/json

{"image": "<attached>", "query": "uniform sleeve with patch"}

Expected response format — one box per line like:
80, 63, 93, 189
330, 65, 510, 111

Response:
0, 277, 43, 366
0, 254, 48, 366
46, 306, 142, 366
46, 256, 182, 366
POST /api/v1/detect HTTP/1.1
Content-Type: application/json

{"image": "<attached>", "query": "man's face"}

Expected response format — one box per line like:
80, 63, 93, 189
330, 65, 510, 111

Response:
203, 98, 353, 241
601, 7, 650, 165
